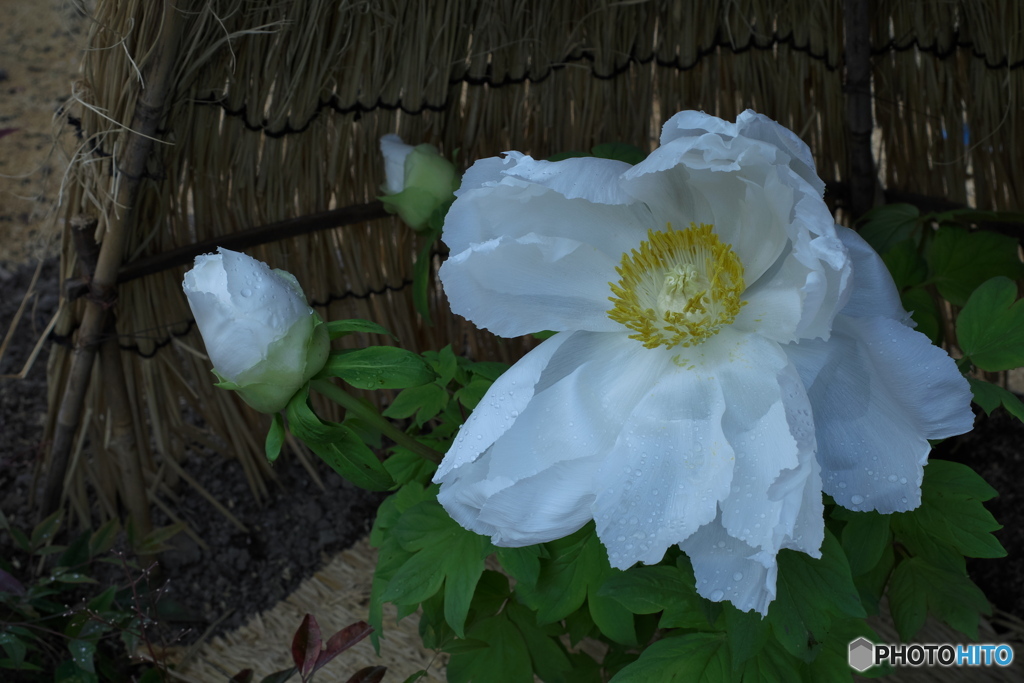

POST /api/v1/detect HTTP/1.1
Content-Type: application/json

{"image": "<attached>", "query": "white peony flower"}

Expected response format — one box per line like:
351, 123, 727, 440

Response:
379, 134, 460, 230
183, 247, 330, 414
433, 110, 974, 614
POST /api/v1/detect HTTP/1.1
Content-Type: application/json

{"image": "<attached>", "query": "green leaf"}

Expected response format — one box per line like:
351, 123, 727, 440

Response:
608, 632, 729, 682
30, 510, 61, 550
506, 602, 573, 682
968, 378, 1024, 422
383, 501, 489, 637
928, 229, 1024, 306
738, 635, 802, 683
590, 143, 647, 165
68, 639, 97, 674
266, 413, 286, 462
957, 276, 1024, 371
899, 287, 941, 343
327, 319, 396, 340
383, 447, 437, 487
496, 545, 544, 588
888, 557, 990, 640
469, 361, 510, 381
435, 345, 458, 387
881, 240, 928, 290
0, 630, 27, 666
382, 383, 449, 426
515, 525, 604, 625
856, 204, 920, 254
446, 613, 533, 683
454, 377, 491, 410
840, 512, 891, 577
324, 347, 437, 390
287, 390, 394, 491
88, 519, 120, 558
768, 530, 864, 661
597, 564, 707, 630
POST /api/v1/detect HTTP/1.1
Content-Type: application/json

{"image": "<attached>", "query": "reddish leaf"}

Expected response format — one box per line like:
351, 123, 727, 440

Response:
229, 670, 254, 683
0, 568, 26, 596
313, 621, 374, 674
291, 613, 322, 677
345, 666, 388, 683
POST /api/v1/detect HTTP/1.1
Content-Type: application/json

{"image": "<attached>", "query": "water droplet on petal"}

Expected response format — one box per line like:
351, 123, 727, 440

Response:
240, 288, 253, 297
899, 477, 907, 485
710, 589, 724, 601
887, 474, 898, 482
850, 494, 864, 505
733, 572, 743, 581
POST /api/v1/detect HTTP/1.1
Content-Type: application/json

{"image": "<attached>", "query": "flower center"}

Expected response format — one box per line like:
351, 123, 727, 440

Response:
607, 223, 746, 349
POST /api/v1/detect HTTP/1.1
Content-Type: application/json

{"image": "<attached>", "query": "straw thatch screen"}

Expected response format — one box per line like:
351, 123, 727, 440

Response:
46, 0, 1023, 525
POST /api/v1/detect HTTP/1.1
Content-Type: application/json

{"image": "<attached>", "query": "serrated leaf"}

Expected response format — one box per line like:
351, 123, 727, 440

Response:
768, 530, 864, 661
856, 204, 920, 254
608, 632, 729, 682
496, 546, 544, 588
324, 347, 437, 390
327, 319, 396, 340
968, 378, 1024, 422
383, 447, 437, 487
928, 229, 1024, 306
266, 413, 286, 462
957, 276, 1024, 371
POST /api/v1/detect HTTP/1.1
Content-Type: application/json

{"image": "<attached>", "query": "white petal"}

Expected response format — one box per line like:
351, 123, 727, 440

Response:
435, 331, 572, 480
680, 516, 778, 615
834, 226, 910, 322
442, 154, 652, 257
438, 454, 601, 547
621, 138, 791, 285
437, 332, 667, 546
439, 233, 623, 337
591, 332, 779, 568
786, 315, 974, 512
380, 134, 413, 194
716, 360, 799, 552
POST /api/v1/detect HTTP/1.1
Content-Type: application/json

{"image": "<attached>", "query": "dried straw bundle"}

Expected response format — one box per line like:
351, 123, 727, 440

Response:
47, 0, 1023, 526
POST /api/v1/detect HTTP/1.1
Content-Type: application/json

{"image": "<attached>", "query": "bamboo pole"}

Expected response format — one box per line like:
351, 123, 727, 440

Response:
40, 2, 186, 519
843, 0, 878, 219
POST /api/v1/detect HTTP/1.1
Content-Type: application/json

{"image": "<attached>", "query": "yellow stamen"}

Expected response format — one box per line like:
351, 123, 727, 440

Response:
608, 223, 746, 349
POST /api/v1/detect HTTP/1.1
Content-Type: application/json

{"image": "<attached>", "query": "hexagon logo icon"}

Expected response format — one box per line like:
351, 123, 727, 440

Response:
848, 637, 875, 672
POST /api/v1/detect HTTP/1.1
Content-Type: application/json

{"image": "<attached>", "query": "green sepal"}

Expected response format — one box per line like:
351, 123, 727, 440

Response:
265, 413, 286, 462
285, 387, 394, 491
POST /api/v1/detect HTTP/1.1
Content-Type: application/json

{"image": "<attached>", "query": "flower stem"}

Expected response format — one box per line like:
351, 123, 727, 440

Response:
310, 379, 443, 464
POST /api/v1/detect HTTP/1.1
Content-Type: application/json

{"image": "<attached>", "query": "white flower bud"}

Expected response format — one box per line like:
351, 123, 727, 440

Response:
182, 248, 329, 413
